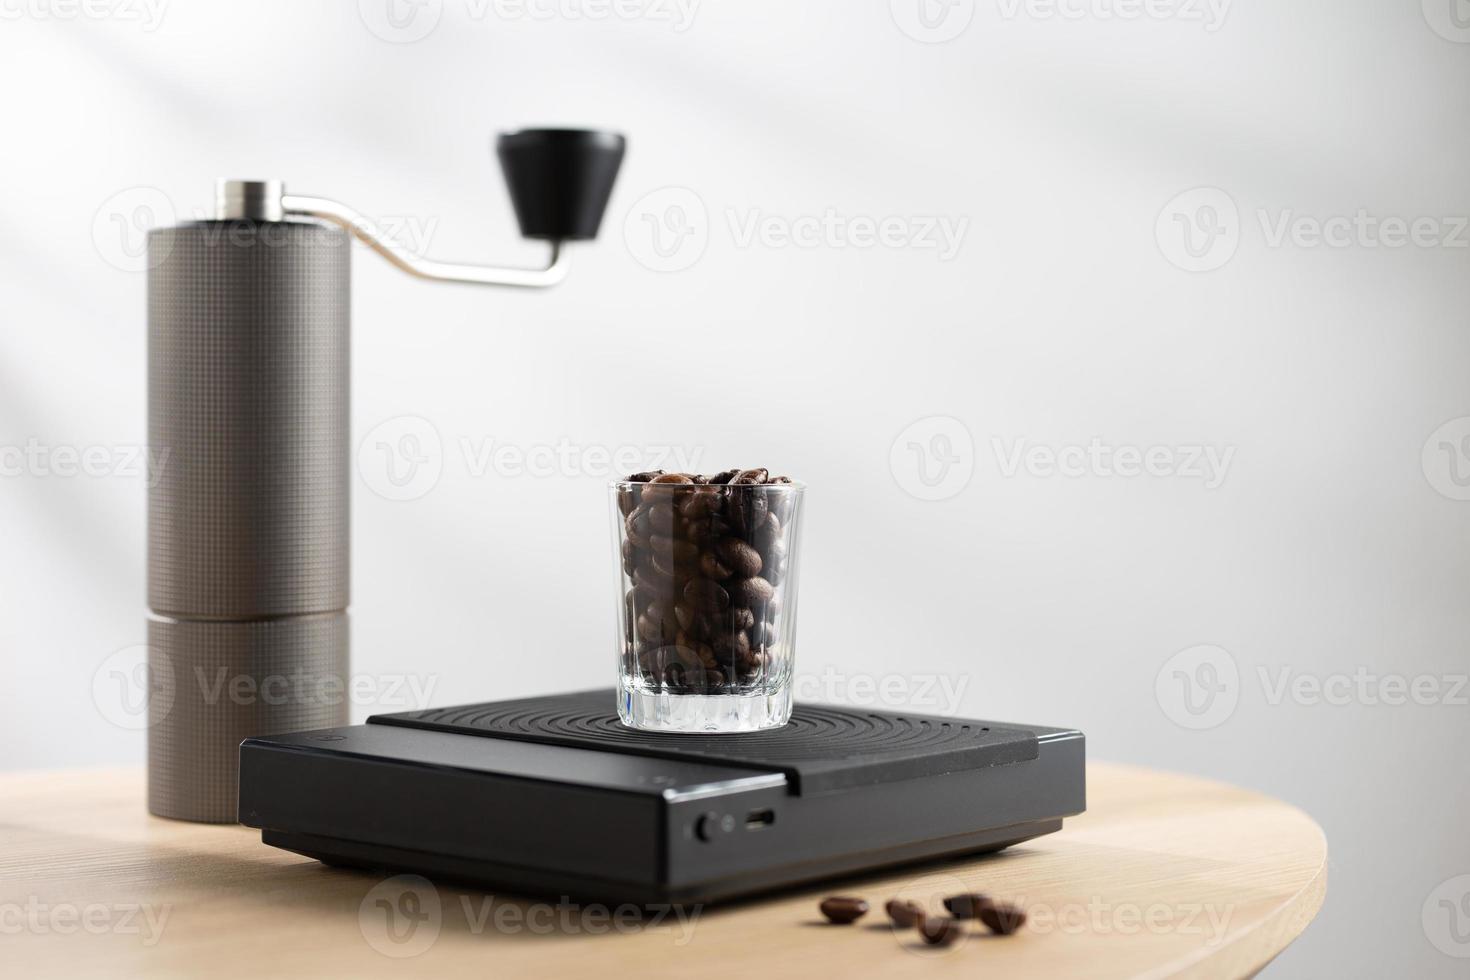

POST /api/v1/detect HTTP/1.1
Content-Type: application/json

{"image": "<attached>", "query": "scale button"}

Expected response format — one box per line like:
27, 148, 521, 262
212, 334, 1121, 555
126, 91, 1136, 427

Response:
695, 812, 736, 841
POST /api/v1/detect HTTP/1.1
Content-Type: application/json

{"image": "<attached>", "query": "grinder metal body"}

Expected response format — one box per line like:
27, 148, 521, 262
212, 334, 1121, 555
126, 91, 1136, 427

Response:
146, 130, 625, 822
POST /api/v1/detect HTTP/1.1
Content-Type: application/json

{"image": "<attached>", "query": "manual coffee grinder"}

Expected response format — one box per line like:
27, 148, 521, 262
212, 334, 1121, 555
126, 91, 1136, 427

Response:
146, 129, 625, 822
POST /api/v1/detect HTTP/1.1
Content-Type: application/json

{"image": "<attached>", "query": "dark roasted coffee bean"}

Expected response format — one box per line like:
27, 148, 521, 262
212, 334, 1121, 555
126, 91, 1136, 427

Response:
673, 600, 701, 634
636, 645, 662, 672
629, 581, 658, 614
725, 489, 769, 534
732, 467, 768, 485
675, 631, 714, 667
753, 514, 782, 554
630, 575, 660, 610
768, 475, 793, 484
716, 537, 763, 578
663, 662, 690, 688
617, 485, 639, 516
976, 901, 1026, 936
726, 607, 756, 632
642, 472, 696, 500
699, 552, 732, 581
918, 917, 963, 946
636, 609, 679, 645
650, 550, 685, 582
942, 893, 990, 919
731, 576, 774, 609
885, 899, 924, 928
635, 557, 677, 591
685, 515, 730, 545
624, 510, 652, 549
644, 501, 677, 531
764, 557, 786, 586
626, 470, 664, 483
683, 577, 730, 612
818, 896, 868, 924
708, 468, 740, 485
712, 628, 750, 661
678, 488, 723, 519
747, 620, 772, 649
649, 534, 698, 565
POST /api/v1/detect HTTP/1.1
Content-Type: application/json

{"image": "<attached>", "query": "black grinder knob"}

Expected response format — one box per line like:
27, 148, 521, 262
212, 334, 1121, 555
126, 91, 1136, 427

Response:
497, 129, 626, 241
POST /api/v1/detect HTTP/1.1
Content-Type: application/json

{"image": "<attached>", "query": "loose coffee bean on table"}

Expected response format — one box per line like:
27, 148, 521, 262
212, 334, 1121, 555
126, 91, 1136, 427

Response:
885, 898, 925, 928
917, 916, 964, 946
819, 896, 869, 924
976, 901, 1027, 935
808, 893, 1026, 947
942, 892, 991, 919
620, 469, 798, 696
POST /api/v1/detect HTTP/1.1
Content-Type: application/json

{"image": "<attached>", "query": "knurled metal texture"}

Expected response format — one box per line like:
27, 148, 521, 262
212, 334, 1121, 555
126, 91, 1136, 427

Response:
147, 221, 350, 619
147, 612, 349, 823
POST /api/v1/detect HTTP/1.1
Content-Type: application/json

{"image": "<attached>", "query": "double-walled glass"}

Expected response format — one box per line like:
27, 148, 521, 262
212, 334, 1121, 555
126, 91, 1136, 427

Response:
612, 479, 804, 732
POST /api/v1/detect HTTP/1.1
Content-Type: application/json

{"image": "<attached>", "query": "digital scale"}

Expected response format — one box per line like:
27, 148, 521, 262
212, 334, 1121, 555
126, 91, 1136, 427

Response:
239, 690, 1085, 904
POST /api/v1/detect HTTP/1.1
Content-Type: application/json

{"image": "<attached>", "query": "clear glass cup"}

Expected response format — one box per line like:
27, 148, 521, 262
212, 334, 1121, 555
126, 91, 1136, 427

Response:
612, 477, 804, 732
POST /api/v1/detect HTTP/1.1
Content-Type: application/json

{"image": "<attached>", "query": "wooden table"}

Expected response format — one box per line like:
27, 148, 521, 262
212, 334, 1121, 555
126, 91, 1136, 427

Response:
2, 763, 1326, 979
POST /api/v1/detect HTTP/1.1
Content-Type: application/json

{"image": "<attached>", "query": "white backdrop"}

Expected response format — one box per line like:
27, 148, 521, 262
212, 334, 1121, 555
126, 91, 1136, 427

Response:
2, 1, 1469, 975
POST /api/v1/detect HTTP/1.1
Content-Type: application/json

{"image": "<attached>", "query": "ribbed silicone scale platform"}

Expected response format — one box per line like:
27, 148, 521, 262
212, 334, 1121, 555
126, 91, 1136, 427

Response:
148, 614, 349, 823
372, 689, 1040, 794
147, 221, 350, 619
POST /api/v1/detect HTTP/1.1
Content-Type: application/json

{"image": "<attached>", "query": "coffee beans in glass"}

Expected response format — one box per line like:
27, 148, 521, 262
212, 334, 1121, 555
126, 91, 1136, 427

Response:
613, 469, 804, 732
